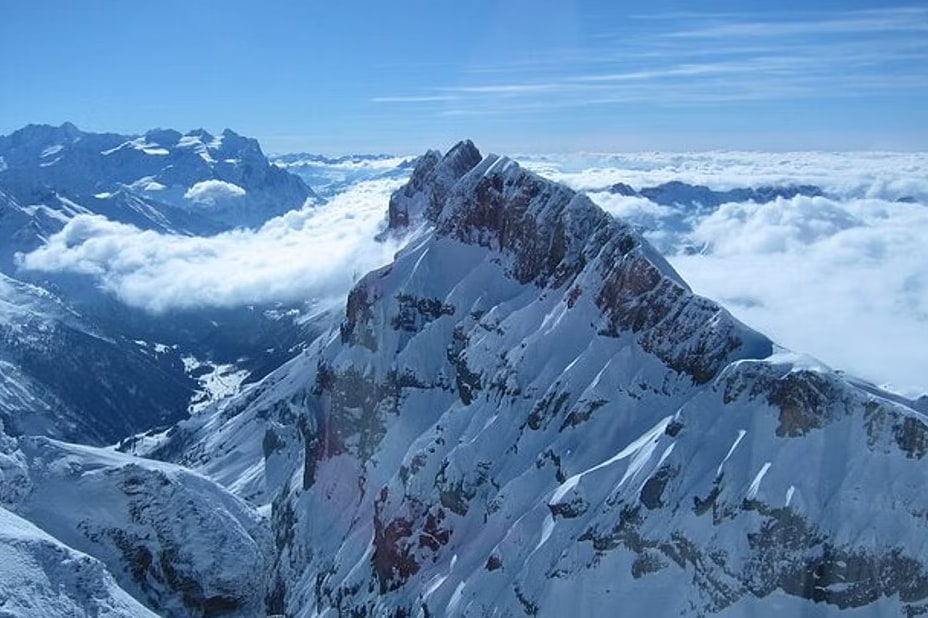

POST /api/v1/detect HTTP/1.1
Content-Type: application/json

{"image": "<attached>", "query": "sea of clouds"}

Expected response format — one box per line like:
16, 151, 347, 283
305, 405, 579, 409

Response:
521, 151, 928, 396
19, 177, 407, 314
672, 196, 927, 396
17, 151, 928, 395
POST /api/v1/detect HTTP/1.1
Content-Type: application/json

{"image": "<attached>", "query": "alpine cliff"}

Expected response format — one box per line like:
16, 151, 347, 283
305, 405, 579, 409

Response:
142, 141, 928, 616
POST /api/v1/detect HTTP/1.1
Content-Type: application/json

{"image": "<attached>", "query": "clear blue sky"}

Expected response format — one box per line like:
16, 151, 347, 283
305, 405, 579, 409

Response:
2, 1, 926, 153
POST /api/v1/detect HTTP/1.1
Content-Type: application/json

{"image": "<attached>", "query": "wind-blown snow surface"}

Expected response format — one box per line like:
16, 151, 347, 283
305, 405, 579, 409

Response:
518, 151, 928, 396
144, 143, 928, 617
0, 506, 157, 617
0, 424, 269, 617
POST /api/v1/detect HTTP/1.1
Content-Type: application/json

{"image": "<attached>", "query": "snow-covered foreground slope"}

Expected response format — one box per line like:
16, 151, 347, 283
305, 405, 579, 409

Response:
0, 424, 269, 617
146, 142, 928, 616
0, 506, 158, 617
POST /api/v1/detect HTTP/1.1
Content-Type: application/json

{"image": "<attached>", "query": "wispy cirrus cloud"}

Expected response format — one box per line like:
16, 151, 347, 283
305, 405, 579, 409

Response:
665, 7, 928, 38
370, 95, 460, 103
371, 7, 928, 118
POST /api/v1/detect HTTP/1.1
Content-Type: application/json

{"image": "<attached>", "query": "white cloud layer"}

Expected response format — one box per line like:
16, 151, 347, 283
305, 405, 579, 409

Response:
540, 151, 928, 396
519, 151, 928, 201
671, 195, 928, 396
19, 178, 406, 314
183, 179, 246, 205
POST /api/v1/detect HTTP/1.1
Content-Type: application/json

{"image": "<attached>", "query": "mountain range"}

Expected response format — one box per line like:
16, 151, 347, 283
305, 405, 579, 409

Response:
271, 151, 416, 198
0, 124, 325, 445
0, 122, 314, 241
0, 130, 925, 616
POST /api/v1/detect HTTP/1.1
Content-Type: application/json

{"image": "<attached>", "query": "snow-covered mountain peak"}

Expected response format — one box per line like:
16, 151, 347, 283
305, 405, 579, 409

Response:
241, 144, 928, 615
386, 139, 483, 230
442, 138, 482, 174
134, 142, 928, 616
13, 122, 82, 146
0, 122, 315, 233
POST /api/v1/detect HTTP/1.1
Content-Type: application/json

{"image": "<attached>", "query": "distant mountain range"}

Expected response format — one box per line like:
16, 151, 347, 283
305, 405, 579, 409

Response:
0, 122, 315, 242
609, 180, 825, 208
270, 151, 416, 197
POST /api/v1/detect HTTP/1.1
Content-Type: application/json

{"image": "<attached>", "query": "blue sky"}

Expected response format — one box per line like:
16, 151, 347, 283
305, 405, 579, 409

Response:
2, 1, 926, 153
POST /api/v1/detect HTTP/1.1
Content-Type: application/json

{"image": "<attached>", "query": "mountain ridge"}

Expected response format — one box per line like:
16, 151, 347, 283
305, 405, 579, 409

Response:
0, 122, 316, 235
136, 140, 928, 616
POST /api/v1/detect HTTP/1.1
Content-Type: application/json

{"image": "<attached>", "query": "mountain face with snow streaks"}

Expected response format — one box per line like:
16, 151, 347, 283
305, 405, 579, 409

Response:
0, 123, 315, 235
141, 142, 928, 617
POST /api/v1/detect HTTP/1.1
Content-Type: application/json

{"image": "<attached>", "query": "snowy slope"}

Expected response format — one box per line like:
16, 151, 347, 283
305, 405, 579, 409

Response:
0, 424, 270, 617
144, 142, 928, 616
0, 505, 158, 618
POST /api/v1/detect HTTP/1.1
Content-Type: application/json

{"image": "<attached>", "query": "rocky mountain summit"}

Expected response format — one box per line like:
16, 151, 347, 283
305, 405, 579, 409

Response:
140, 141, 928, 616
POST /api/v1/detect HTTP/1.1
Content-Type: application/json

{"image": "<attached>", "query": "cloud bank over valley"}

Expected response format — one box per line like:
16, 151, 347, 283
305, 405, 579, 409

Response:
16, 150, 928, 395
19, 178, 406, 314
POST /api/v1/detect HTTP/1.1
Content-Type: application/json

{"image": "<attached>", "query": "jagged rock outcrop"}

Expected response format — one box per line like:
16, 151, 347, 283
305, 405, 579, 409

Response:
386, 139, 482, 230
